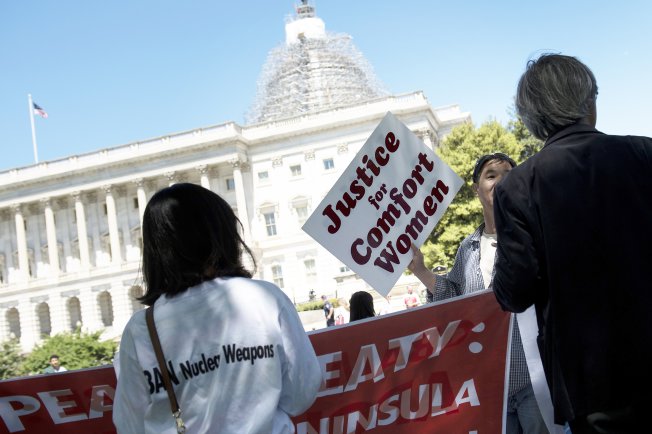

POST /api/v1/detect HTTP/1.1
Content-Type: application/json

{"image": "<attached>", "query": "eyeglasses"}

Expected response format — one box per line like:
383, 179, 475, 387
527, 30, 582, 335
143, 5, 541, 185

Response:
472, 152, 516, 183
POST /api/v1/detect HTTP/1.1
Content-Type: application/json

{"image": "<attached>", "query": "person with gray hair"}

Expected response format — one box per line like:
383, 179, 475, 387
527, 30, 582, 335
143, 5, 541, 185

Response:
515, 53, 598, 141
492, 53, 652, 433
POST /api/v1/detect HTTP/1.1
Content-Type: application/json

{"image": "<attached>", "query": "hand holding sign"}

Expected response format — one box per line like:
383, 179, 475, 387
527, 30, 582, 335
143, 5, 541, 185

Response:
302, 112, 463, 296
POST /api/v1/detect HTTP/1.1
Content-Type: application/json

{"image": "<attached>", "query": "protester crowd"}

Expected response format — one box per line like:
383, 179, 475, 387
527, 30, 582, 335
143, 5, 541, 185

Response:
110, 53, 649, 434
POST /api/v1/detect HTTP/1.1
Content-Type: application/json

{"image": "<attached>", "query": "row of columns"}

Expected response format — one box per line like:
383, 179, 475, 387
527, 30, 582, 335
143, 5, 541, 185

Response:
4, 161, 252, 284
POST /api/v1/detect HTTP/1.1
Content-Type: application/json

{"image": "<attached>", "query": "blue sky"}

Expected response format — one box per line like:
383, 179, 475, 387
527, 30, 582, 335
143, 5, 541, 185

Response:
1, 0, 650, 171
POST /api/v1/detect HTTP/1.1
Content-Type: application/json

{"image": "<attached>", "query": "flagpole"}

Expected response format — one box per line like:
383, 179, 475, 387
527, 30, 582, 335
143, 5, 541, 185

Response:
27, 93, 39, 164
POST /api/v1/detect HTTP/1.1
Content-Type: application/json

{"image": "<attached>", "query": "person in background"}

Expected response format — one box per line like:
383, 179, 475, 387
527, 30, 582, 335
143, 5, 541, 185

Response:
113, 183, 321, 434
403, 286, 419, 309
410, 152, 548, 434
349, 291, 376, 322
334, 298, 350, 325
493, 53, 652, 434
321, 295, 335, 327
43, 354, 67, 374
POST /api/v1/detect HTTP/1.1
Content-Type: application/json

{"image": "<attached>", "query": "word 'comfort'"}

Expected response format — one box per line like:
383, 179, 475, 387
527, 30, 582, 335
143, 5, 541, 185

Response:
349, 152, 449, 272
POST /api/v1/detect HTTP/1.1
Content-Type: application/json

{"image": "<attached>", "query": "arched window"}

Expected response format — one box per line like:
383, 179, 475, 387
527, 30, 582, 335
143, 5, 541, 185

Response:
67, 297, 82, 331
0, 253, 5, 284
36, 302, 51, 337
129, 286, 145, 314
6, 308, 20, 340
98, 291, 114, 327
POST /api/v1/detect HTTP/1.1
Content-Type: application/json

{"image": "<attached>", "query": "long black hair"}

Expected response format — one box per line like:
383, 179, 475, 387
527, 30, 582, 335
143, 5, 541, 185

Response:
139, 183, 255, 306
349, 291, 375, 322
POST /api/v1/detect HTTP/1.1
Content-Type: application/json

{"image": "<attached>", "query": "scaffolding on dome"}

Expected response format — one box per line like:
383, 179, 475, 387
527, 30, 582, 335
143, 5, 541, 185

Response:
246, 12, 389, 124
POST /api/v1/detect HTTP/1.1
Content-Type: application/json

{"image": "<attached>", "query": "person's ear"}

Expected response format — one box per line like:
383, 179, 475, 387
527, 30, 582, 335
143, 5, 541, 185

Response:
472, 183, 479, 196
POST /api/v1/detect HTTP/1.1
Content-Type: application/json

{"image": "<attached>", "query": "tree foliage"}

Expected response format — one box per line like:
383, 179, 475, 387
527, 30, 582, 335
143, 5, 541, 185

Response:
508, 115, 544, 160
18, 329, 117, 376
422, 119, 537, 269
0, 339, 24, 380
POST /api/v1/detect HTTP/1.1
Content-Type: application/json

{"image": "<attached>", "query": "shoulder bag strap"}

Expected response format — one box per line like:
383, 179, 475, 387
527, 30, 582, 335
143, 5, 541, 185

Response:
145, 305, 187, 434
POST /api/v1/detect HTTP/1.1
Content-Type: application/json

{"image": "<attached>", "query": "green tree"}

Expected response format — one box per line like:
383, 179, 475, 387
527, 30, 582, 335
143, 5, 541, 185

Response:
0, 339, 24, 379
508, 115, 544, 160
422, 120, 523, 269
19, 329, 117, 376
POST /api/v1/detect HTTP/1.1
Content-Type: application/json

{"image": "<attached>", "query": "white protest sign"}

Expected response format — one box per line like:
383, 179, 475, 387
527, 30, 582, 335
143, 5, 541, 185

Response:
302, 112, 463, 296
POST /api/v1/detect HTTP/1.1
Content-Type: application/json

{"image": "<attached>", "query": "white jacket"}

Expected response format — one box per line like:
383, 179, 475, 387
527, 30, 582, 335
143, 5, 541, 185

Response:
113, 277, 322, 434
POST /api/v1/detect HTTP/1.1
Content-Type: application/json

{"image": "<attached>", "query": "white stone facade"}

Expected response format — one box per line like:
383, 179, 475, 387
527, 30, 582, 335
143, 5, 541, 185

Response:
0, 93, 469, 352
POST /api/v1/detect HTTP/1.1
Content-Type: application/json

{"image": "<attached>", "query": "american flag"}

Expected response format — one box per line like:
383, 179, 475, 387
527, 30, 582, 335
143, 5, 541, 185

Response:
33, 102, 48, 118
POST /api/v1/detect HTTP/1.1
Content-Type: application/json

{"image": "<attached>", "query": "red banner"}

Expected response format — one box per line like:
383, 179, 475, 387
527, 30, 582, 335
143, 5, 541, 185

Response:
293, 291, 510, 433
0, 366, 116, 434
0, 291, 510, 434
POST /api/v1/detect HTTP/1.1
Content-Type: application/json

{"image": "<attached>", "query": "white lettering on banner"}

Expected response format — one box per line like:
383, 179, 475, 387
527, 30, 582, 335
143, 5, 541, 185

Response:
343, 344, 384, 393
0, 395, 40, 433
296, 379, 481, 434
317, 351, 343, 397
317, 320, 462, 398
88, 385, 115, 419
0, 386, 115, 433
37, 389, 87, 424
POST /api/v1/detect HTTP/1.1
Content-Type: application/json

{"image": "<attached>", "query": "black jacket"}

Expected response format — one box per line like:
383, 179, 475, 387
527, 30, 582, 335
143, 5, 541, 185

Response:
492, 123, 652, 424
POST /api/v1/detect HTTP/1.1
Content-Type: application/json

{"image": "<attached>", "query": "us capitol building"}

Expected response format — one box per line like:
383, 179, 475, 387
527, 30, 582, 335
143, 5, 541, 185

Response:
0, 2, 470, 351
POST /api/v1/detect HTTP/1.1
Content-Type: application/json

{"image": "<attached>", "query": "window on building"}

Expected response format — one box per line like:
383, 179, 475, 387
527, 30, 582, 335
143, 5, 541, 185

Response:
37, 303, 51, 337
296, 205, 309, 224
101, 233, 112, 260
98, 291, 114, 327
290, 164, 302, 176
264, 212, 277, 236
103, 204, 108, 215
257, 171, 269, 181
323, 158, 335, 170
304, 259, 316, 278
0, 254, 5, 284
67, 297, 82, 331
129, 286, 145, 314
6, 308, 21, 339
133, 197, 139, 209
272, 265, 284, 288
226, 178, 235, 191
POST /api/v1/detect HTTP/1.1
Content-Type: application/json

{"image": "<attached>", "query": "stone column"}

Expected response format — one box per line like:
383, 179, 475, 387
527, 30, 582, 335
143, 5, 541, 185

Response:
42, 198, 60, 276
134, 179, 148, 226
18, 298, 39, 352
417, 128, 436, 149
103, 185, 122, 264
230, 158, 252, 245
112, 281, 134, 332
72, 192, 91, 270
79, 287, 102, 332
197, 165, 211, 189
12, 204, 29, 281
48, 293, 67, 335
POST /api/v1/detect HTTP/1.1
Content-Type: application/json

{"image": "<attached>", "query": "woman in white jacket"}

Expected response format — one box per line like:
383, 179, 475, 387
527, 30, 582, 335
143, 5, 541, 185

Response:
113, 183, 322, 434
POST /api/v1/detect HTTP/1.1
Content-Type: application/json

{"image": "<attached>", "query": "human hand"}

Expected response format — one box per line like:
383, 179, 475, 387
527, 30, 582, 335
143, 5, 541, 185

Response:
407, 242, 437, 292
407, 243, 427, 274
